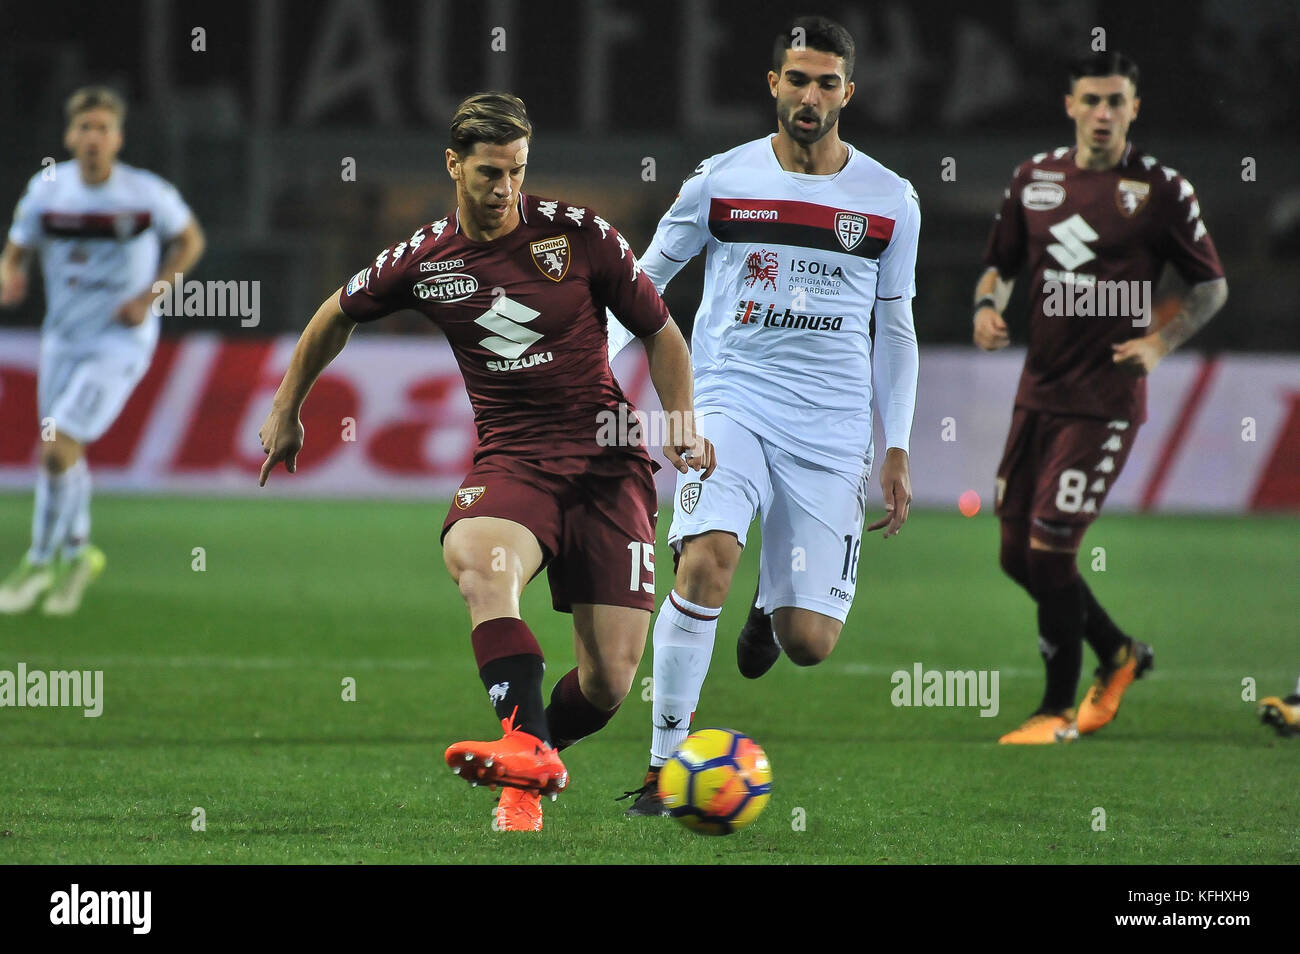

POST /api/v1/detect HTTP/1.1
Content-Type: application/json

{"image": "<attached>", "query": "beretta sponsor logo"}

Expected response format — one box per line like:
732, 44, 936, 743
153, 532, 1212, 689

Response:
413, 272, 479, 303
1021, 181, 1066, 211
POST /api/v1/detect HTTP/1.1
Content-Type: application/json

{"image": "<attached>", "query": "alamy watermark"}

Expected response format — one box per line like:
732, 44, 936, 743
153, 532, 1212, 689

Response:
1042, 276, 1152, 328
0, 662, 103, 717
152, 272, 260, 327
890, 663, 999, 717
596, 404, 693, 449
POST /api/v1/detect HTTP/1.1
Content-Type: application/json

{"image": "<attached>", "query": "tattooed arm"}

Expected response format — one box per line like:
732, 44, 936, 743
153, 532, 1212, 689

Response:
1112, 277, 1228, 376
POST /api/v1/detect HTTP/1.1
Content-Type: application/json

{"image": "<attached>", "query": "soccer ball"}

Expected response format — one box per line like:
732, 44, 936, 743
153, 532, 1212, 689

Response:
658, 728, 772, 835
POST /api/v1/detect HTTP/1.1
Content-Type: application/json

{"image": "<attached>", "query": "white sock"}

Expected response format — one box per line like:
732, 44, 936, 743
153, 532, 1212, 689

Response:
1294, 673, 1300, 697
62, 459, 91, 558
28, 465, 77, 565
650, 590, 720, 766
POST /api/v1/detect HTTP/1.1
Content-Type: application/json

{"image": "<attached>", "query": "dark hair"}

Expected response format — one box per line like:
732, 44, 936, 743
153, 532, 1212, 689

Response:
772, 15, 855, 81
449, 91, 532, 157
1068, 52, 1140, 93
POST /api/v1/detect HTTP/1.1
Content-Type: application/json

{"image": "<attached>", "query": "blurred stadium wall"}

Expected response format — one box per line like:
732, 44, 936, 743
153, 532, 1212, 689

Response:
1, 0, 1298, 509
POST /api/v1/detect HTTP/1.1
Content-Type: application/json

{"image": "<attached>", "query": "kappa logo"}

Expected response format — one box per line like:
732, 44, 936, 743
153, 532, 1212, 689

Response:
530, 235, 570, 281
680, 482, 701, 514
455, 486, 486, 509
834, 211, 867, 252
1116, 179, 1151, 217
744, 250, 779, 290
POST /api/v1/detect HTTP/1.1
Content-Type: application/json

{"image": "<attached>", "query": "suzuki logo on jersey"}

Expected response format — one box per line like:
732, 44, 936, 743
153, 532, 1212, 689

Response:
530, 236, 571, 281
475, 296, 549, 371
743, 250, 779, 290
1046, 214, 1099, 270
834, 212, 867, 251
733, 300, 845, 331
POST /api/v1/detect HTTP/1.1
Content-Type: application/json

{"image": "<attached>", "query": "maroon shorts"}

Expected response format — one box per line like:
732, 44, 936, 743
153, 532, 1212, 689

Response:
442, 453, 658, 613
994, 407, 1140, 549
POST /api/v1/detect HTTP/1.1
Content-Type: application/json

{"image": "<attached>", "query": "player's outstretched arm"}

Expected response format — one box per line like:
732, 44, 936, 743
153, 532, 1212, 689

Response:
0, 241, 30, 307
258, 289, 356, 486
640, 318, 715, 480
1111, 277, 1228, 376
972, 266, 1015, 351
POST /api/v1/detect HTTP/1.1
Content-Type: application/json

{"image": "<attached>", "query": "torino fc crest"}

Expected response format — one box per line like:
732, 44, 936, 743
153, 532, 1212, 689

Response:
455, 486, 486, 509
1116, 179, 1151, 217
530, 235, 571, 281
834, 212, 866, 252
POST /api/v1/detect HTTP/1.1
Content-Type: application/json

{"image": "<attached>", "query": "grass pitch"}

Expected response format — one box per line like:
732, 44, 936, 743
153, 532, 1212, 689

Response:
0, 493, 1295, 864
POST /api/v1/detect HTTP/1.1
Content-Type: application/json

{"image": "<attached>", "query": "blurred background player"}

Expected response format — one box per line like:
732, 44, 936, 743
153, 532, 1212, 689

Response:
257, 92, 714, 831
1258, 676, 1300, 737
0, 87, 204, 615
973, 53, 1228, 743
609, 16, 920, 813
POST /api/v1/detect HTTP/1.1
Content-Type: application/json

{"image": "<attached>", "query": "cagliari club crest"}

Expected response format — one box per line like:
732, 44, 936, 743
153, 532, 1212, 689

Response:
680, 482, 701, 514
834, 211, 867, 252
455, 486, 486, 510
530, 235, 570, 281
1116, 179, 1151, 217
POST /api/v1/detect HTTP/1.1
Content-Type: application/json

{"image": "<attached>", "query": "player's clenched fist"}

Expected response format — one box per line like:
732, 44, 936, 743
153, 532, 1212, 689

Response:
973, 306, 1010, 351
258, 406, 304, 486
664, 426, 717, 481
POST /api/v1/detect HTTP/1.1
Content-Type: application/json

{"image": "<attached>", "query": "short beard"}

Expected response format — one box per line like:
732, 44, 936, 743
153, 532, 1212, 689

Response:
779, 104, 839, 146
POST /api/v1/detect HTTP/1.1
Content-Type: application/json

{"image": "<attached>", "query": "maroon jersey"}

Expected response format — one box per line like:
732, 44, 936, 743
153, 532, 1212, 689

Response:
339, 194, 670, 466
983, 144, 1224, 423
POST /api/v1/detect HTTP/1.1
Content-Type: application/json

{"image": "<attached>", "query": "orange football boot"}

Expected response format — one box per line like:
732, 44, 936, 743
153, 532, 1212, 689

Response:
445, 714, 568, 796
1076, 640, 1154, 735
998, 709, 1078, 744
493, 788, 544, 831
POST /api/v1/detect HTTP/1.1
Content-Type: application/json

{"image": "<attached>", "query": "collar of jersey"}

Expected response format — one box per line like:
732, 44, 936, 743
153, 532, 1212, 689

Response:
765, 135, 854, 185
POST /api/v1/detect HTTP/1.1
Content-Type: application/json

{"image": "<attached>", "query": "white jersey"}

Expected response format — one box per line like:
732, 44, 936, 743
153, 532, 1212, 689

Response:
611, 136, 919, 469
8, 160, 193, 351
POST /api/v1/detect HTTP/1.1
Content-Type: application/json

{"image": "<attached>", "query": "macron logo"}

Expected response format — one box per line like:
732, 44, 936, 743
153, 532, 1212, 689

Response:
475, 296, 543, 360
50, 884, 151, 935
729, 208, 778, 220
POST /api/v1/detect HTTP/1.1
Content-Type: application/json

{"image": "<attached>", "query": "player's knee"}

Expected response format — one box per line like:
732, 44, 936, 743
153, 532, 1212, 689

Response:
676, 534, 740, 606
453, 567, 514, 614
42, 433, 81, 474
580, 659, 636, 710
1026, 544, 1079, 598
998, 520, 1031, 591
776, 615, 841, 666
998, 541, 1031, 591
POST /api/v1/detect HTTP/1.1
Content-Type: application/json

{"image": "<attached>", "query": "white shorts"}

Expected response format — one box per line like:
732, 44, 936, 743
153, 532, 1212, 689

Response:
667, 411, 872, 623
38, 337, 151, 444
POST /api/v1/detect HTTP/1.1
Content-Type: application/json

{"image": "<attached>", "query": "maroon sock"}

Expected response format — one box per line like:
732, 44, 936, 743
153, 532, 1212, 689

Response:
545, 667, 619, 751
471, 617, 550, 744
